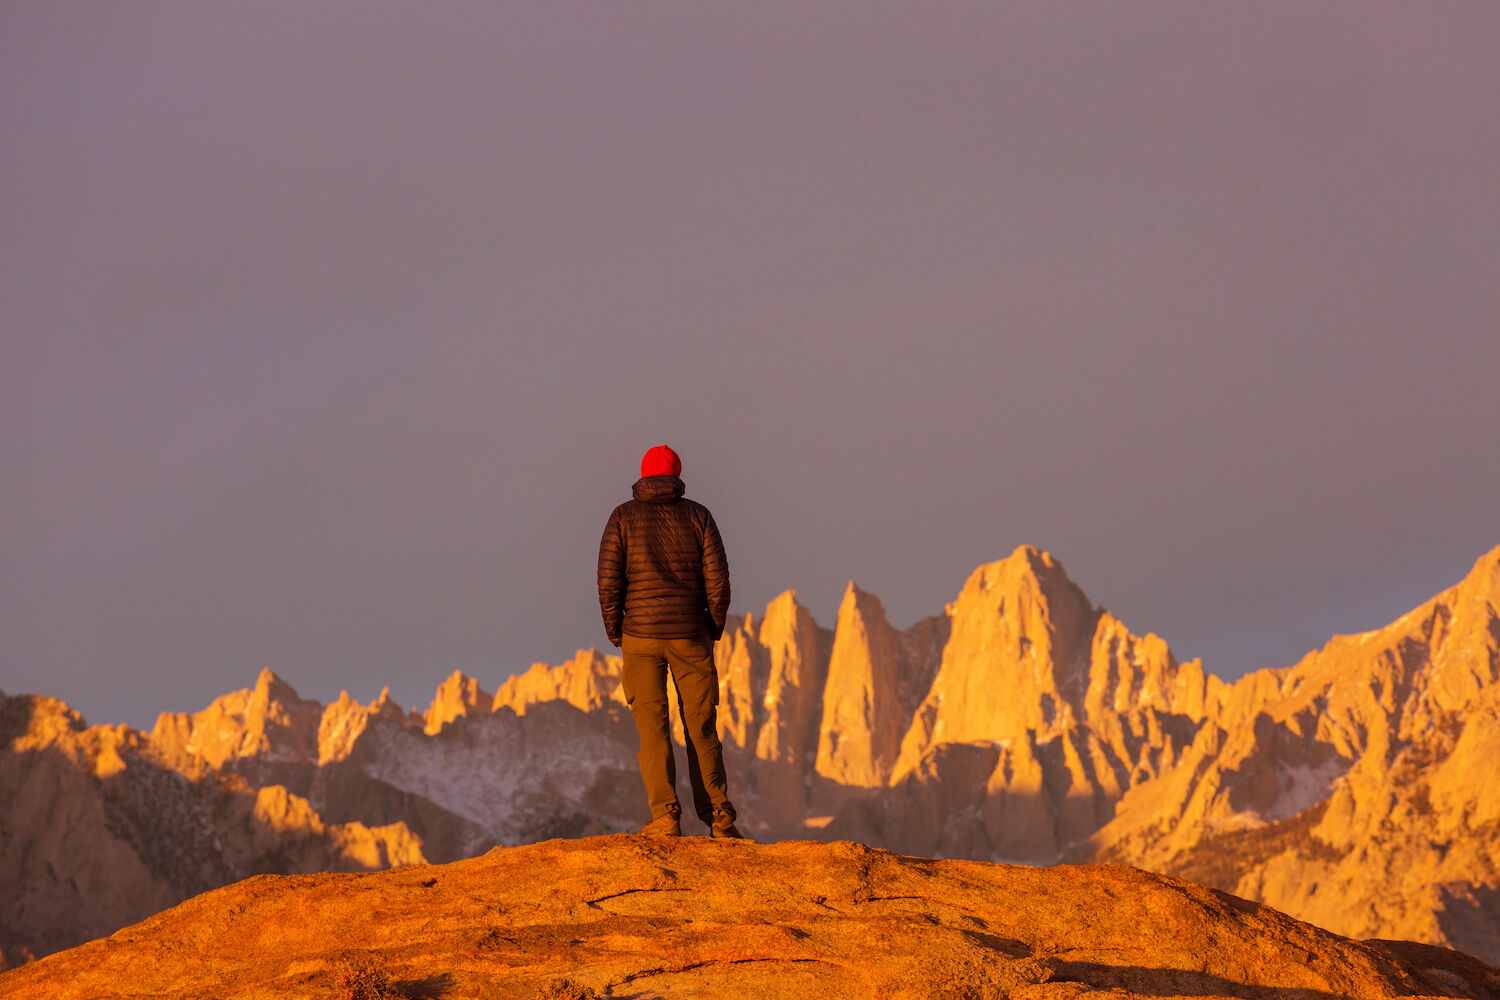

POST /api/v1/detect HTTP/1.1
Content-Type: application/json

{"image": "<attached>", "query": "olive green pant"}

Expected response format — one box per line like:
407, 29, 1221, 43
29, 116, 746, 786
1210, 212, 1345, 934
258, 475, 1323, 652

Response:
620, 632, 736, 826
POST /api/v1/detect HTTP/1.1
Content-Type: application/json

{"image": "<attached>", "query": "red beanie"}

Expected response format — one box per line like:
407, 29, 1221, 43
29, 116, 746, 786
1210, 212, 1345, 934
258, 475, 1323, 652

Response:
640, 445, 682, 478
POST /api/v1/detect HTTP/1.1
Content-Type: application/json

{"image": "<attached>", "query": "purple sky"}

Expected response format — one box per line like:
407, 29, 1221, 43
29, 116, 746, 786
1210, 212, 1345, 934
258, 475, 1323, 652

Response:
4, 3, 1498, 730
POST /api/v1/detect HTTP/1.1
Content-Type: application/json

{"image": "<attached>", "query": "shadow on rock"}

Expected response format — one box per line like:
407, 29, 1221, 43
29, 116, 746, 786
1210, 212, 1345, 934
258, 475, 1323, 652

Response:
392, 971, 455, 998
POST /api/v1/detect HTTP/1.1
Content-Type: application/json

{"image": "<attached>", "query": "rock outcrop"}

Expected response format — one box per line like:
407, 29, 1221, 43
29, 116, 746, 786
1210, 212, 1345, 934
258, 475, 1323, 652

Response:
4, 835, 1497, 999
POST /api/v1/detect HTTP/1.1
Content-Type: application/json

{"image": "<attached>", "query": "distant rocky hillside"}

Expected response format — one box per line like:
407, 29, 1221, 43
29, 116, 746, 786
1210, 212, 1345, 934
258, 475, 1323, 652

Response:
2, 544, 1497, 970
5, 835, 1498, 1000
1091, 545, 1500, 963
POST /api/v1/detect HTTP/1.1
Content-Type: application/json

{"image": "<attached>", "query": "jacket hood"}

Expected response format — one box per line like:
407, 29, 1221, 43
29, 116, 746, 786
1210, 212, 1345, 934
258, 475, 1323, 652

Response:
633, 475, 685, 504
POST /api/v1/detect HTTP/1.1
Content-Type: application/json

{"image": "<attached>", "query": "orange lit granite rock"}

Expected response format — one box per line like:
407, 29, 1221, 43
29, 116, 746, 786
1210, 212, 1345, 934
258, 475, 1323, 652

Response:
423, 670, 495, 735
1091, 545, 1500, 963
4, 834, 1497, 1000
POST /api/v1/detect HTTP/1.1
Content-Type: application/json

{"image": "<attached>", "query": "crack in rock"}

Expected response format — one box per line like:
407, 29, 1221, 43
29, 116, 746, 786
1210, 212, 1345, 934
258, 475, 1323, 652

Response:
585, 887, 693, 908
614, 955, 833, 987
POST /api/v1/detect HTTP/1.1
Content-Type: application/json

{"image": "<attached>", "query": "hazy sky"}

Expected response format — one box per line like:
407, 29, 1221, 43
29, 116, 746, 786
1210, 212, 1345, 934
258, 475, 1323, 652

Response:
4, 3, 1498, 729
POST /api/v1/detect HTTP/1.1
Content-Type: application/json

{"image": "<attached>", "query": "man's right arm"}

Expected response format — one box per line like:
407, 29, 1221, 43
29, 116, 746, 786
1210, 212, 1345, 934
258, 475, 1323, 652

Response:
597, 508, 625, 647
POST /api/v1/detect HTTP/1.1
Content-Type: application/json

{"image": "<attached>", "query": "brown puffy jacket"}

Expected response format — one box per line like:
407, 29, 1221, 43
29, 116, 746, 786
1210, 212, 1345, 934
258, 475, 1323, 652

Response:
596, 475, 730, 646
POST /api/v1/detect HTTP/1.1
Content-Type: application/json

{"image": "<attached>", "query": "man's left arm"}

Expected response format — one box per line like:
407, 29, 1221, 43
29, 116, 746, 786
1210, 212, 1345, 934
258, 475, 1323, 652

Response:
597, 508, 626, 647
701, 511, 730, 642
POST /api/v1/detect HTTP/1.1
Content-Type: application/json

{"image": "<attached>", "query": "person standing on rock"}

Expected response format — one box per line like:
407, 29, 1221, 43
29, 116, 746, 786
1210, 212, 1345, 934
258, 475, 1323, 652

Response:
597, 445, 745, 839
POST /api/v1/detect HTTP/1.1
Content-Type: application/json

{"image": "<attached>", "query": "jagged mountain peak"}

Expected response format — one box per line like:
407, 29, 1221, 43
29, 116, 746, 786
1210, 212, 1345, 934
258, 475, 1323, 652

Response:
423, 671, 493, 735
1250, 542, 1500, 736
1466, 542, 1500, 585
815, 578, 935, 795
885, 544, 1219, 800
248, 668, 321, 716
955, 545, 1090, 609
250, 666, 302, 702
971, 542, 1058, 580
0, 692, 87, 749
759, 587, 807, 620
323, 684, 409, 723
492, 647, 624, 717
835, 580, 888, 622
756, 590, 824, 652
343, 684, 403, 715
146, 666, 323, 772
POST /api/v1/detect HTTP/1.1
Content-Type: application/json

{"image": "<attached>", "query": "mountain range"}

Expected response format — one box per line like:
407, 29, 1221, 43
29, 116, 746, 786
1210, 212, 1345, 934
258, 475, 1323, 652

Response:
2, 543, 1496, 969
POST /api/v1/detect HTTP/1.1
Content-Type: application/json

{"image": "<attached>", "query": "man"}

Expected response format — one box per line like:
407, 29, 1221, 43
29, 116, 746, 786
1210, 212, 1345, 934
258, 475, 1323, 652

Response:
597, 445, 745, 839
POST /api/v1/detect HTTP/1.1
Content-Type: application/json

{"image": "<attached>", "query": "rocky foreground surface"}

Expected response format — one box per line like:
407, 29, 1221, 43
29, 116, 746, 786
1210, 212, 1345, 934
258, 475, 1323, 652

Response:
3, 835, 1498, 1000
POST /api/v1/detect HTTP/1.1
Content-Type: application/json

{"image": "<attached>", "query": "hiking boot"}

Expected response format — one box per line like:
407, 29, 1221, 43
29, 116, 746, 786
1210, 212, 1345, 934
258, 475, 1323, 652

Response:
710, 809, 746, 840
638, 813, 681, 837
